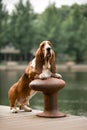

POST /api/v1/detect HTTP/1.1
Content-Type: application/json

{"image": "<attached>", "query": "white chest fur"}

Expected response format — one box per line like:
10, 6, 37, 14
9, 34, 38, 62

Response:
39, 60, 52, 79
43, 60, 51, 70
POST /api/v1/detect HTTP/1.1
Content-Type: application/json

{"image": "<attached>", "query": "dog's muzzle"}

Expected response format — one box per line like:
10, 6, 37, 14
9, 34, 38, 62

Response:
47, 47, 51, 52
46, 47, 52, 58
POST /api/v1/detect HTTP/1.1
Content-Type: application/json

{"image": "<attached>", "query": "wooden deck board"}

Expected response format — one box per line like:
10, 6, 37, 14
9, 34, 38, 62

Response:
0, 105, 87, 130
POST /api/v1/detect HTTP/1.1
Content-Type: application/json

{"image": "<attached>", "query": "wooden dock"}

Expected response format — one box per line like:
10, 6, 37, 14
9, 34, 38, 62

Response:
0, 105, 87, 130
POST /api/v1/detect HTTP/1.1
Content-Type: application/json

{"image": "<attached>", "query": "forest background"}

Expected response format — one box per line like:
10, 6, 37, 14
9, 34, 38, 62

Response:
0, 0, 87, 63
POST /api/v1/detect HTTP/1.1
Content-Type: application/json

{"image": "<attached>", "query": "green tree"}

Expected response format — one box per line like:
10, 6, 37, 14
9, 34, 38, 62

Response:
35, 4, 71, 57
9, 0, 36, 60
64, 4, 87, 63
35, 3, 63, 53
0, 0, 8, 48
0, 1, 87, 63
36, 4, 87, 63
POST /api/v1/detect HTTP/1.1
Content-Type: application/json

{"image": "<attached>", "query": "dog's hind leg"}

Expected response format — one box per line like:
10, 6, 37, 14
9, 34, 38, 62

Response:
19, 97, 32, 112
24, 90, 37, 111
9, 99, 18, 113
22, 105, 32, 112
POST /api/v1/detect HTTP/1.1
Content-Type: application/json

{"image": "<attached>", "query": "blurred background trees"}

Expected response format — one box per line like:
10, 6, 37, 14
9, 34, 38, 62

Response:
0, 0, 87, 63
0, 0, 8, 48
6, 0, 36, 61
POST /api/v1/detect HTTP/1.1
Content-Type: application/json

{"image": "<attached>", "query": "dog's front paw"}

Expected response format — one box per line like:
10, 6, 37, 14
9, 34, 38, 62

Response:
39, 73, 47, 79
39, 70, 52, 79
52, 73, 62, 79
22, 105, 32, 112
10, 108, 18, 113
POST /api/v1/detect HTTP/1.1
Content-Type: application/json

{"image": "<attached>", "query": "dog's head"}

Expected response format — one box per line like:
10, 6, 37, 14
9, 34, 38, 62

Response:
35, 41, 56, 74
39, 41, 52, 60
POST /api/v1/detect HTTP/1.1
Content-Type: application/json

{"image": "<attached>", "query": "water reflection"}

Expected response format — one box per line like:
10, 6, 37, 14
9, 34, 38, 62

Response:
0, 70, 87, 116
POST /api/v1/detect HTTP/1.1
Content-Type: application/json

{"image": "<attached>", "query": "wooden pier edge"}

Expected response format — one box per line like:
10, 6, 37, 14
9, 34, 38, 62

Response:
0, 105, 87, 130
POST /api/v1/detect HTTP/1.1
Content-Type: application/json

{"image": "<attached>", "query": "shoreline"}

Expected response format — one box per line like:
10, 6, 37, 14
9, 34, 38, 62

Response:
0, 64, 87, 72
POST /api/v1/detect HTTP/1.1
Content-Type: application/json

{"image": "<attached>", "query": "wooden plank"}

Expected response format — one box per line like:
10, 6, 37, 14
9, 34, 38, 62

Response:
0, 105, 87, 130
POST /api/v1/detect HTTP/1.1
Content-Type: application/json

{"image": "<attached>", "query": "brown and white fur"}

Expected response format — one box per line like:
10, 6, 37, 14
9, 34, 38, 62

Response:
33, 40, 62, 79
8, 40, 62, 113
8, 67, 36, 113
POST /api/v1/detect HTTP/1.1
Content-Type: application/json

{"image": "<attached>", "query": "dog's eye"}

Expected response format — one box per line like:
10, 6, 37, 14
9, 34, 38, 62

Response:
48, 41, 51, 46
40, 43, 45, 49
42, 44, 45, 48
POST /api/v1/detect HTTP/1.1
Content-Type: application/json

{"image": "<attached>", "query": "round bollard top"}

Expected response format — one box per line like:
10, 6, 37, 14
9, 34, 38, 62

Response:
29, 78, 65, 94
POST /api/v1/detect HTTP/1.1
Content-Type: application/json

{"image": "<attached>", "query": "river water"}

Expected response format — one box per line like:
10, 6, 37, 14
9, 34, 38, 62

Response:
0, 70, 87, 116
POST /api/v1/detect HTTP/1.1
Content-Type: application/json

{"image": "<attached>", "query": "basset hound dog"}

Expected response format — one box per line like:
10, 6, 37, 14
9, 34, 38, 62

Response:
34, 40, 62, 79
8, 40, 62, 113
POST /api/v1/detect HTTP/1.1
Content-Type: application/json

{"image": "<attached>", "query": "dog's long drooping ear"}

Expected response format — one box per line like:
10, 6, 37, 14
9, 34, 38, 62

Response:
39, 41, 45, 50
50, 50, 57, 73
35, 47, 44, 74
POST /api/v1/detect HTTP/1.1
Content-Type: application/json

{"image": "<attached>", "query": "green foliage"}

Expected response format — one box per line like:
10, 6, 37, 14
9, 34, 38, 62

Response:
0, 0, 9, 48
0, 0, 87, 63
9, 0, 36, 54
61, 4, 87, 63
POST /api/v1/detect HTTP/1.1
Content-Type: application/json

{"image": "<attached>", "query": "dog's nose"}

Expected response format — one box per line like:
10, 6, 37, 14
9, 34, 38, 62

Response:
47, 47, 51, 51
